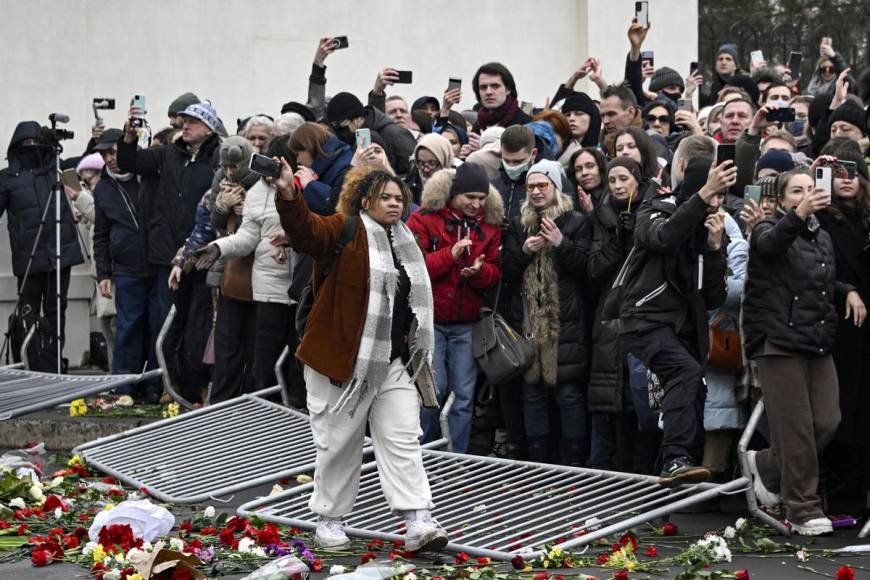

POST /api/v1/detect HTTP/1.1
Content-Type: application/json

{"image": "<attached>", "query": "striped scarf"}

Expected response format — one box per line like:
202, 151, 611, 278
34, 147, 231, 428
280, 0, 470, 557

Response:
332, 211, 434, 416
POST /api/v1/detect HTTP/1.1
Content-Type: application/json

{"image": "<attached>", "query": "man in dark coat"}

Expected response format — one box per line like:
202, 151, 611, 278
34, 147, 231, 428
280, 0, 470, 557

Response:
471, 62, 533, 132
618, 157, 734, 485
0, 121, 84, 366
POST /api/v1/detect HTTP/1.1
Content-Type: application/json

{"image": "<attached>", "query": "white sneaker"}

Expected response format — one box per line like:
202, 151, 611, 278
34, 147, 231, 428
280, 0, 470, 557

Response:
315, 516, 351, 548
404, 510, 448, 552
791, 517, 833, 536
747, 450, 781, 508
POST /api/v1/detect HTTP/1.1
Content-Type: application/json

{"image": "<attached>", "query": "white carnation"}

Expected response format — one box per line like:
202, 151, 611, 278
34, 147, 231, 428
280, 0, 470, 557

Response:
9, 497, 25, 509
203, 506, 216, 518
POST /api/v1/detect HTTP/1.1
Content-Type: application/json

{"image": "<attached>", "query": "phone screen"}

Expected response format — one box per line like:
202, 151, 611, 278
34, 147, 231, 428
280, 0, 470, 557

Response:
395, 70, 413, 84
249, 153, 281, 179
448, 78, 462, 92
61, 169, 81, 193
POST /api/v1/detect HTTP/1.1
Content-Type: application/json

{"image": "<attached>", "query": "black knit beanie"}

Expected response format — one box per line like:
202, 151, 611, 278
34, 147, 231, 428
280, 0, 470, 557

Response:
607, 157, 643, 184
829, 100, 868, 136
326, 92, 365, 124
450, 162, 490, 197
650, 67, 685, 93
167, 92, 199, 116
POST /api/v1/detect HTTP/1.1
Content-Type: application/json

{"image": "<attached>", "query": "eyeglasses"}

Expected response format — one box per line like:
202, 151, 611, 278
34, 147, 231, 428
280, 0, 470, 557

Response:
819, 66, 835, 73
645, 114, 671, 124
526, 182, 550, 193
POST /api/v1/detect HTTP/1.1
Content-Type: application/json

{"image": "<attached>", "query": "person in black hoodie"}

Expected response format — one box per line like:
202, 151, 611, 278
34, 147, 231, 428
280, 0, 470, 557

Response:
0, 121, 84, 367
618, 156, 734, 485
588, 157, 659, 472
92, 129, 160, 402
743, 168, 865, 536
117, 101, 220, 401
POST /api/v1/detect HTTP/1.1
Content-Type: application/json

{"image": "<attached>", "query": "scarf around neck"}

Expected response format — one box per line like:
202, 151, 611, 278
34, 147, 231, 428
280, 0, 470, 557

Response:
331, 211, 435, 416
477, 95, 520, 130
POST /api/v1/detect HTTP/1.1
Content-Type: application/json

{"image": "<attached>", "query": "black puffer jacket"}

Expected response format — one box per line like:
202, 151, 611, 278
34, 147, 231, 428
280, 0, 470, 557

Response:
744, 208, 852, 357
93, 170, 150, 280
117, 133, 220, 266
500, 208, 591, 384
491, 165, 528, 223
0, 122, 84, 277
618, 191, 728, 356
587, 191, 648, 412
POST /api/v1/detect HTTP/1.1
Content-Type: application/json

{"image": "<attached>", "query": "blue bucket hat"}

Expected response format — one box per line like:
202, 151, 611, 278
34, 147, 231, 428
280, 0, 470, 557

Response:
178, 100, 220, 133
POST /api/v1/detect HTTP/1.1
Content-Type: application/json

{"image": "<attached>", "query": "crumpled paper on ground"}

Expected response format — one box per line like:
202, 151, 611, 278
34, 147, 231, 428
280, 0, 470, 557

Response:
88, 498, 175, 543
240, 554, 309, 579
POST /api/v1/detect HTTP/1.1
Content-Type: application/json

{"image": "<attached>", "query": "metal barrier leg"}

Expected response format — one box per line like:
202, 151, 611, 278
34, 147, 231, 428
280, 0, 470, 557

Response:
860, 518, 870, 538
737, 399, 790, 536
439, 392, 456, 452
274, 346, 290, 407
155, 305, 196, 410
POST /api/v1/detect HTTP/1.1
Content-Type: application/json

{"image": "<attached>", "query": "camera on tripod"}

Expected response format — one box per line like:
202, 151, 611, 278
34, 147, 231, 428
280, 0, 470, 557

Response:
44, 113, 74, 144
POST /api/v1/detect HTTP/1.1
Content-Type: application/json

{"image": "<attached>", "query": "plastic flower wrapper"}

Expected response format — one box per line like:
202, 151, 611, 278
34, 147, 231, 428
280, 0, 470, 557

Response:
88, 499, 175, 543
330, 560, 416, 579
240, 554, 310, 579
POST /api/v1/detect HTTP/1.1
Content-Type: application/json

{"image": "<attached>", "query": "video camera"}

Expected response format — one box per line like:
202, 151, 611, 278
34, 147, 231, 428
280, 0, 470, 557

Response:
43, 113, 74, 145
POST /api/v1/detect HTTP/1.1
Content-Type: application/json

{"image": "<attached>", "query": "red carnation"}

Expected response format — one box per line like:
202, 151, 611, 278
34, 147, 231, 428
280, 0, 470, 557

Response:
361, 551, 377, 563
619, 532, 638, 551
0, 520, 8, 529
14, 508, 33, 519
63, 534, 80, 549
836, 566, 855, 580
225, 516, 248, 532
312, 558, 323, 572
661, 522, 678, 536
511, 555, 525, 569
219, 527, 236, 546
17, 524, 28, 535
199, 526, 216, 535
101, 477, 118, 485
644, 545, 658, 558
534, 573, 550, 580
614, 570, 629, 580
179, 520, 193, 534
31, 548, 51, 566
255, 523, 281, 546
611, 543, 622, 553
597, 553, 609, 565
454, 551, 470, 564
735, 570, 750, 580
477, 556, 491, 565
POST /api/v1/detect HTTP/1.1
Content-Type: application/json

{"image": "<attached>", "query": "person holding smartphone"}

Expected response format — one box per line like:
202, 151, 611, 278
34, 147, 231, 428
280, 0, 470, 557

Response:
743, 168, 865, 536
814, 139, 870, 514
806, 38, 849, 97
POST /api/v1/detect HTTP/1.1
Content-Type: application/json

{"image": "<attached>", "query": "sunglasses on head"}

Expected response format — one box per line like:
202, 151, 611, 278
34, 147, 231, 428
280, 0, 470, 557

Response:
645, 114, 670, 124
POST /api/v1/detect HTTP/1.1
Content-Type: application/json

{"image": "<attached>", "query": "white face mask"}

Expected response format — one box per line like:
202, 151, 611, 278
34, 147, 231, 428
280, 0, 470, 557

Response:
768, 99, 790, 109
502, 158, 531, 181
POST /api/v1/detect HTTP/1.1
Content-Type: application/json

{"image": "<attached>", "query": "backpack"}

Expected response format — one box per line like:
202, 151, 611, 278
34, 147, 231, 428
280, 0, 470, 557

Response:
3, 305, 58, 372
293, 216, 358, 339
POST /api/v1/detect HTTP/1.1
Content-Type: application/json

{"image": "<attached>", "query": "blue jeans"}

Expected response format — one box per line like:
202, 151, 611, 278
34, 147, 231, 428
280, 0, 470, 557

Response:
521, 380, 585, 438
420, 323, 476, 453
113, 274, 161, 396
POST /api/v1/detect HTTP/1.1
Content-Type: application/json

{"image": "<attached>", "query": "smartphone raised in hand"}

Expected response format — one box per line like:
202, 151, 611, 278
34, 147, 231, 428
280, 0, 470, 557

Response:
766, 107, 796, 123
394, 70, 413, 84
448, 77, 462, 92
788, 51, 803, 80
750, 50, 765, 67
744, 185, 761, 205
689, 61, 700, 76
815, 166, 832, 203
677, 99, 693, 112
355, 128, 371, 149
249, 153, 282, 179
641, 50, 654, 67
331, 36, 349, 50
715, 143, 736, 166
635, 1, 649, 28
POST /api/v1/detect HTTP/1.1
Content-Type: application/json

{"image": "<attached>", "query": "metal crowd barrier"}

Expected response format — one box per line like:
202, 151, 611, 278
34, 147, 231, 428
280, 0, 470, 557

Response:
274, 346, 291, 407
0, 366, 162, 421
238, 448, 748, 561
154, 305, 198, 410
75, 387, 329, 503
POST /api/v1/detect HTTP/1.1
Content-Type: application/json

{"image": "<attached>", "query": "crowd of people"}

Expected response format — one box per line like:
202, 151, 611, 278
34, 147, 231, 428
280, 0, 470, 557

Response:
2, 16, 869, 545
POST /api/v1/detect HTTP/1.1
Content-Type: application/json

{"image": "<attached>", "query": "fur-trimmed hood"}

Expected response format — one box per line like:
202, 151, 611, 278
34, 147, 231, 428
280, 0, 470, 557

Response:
519, 190, 575, 234
418, 167, 504, 226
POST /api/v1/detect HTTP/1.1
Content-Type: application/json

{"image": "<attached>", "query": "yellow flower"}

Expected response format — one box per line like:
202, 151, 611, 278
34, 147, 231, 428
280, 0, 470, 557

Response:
67, 454, 83, 466
103, 503, 115, 511
127, 574, 144, 580
92, 544, 106, 563
162, 403, 180, 418
69, 399, 88, 417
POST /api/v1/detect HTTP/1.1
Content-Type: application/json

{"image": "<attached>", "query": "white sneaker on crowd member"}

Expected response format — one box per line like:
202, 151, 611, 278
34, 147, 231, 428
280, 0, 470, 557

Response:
403, 510, 448, 552
315, 516, 351, 548
746, 450, 781, 508
790, 517, 834, 536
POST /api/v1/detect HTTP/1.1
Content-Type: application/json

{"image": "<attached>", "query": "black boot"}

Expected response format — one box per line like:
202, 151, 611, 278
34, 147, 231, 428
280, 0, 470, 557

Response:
562, 437, 586, 467
527, 435, 552, 464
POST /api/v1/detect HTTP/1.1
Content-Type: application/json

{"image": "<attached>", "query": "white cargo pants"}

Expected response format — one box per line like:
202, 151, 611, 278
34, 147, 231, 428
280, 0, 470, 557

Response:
304, 358, 434, 517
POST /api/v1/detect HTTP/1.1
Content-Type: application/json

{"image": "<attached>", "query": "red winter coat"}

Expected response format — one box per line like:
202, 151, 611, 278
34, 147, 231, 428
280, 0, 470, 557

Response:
407, 168, 504, 324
